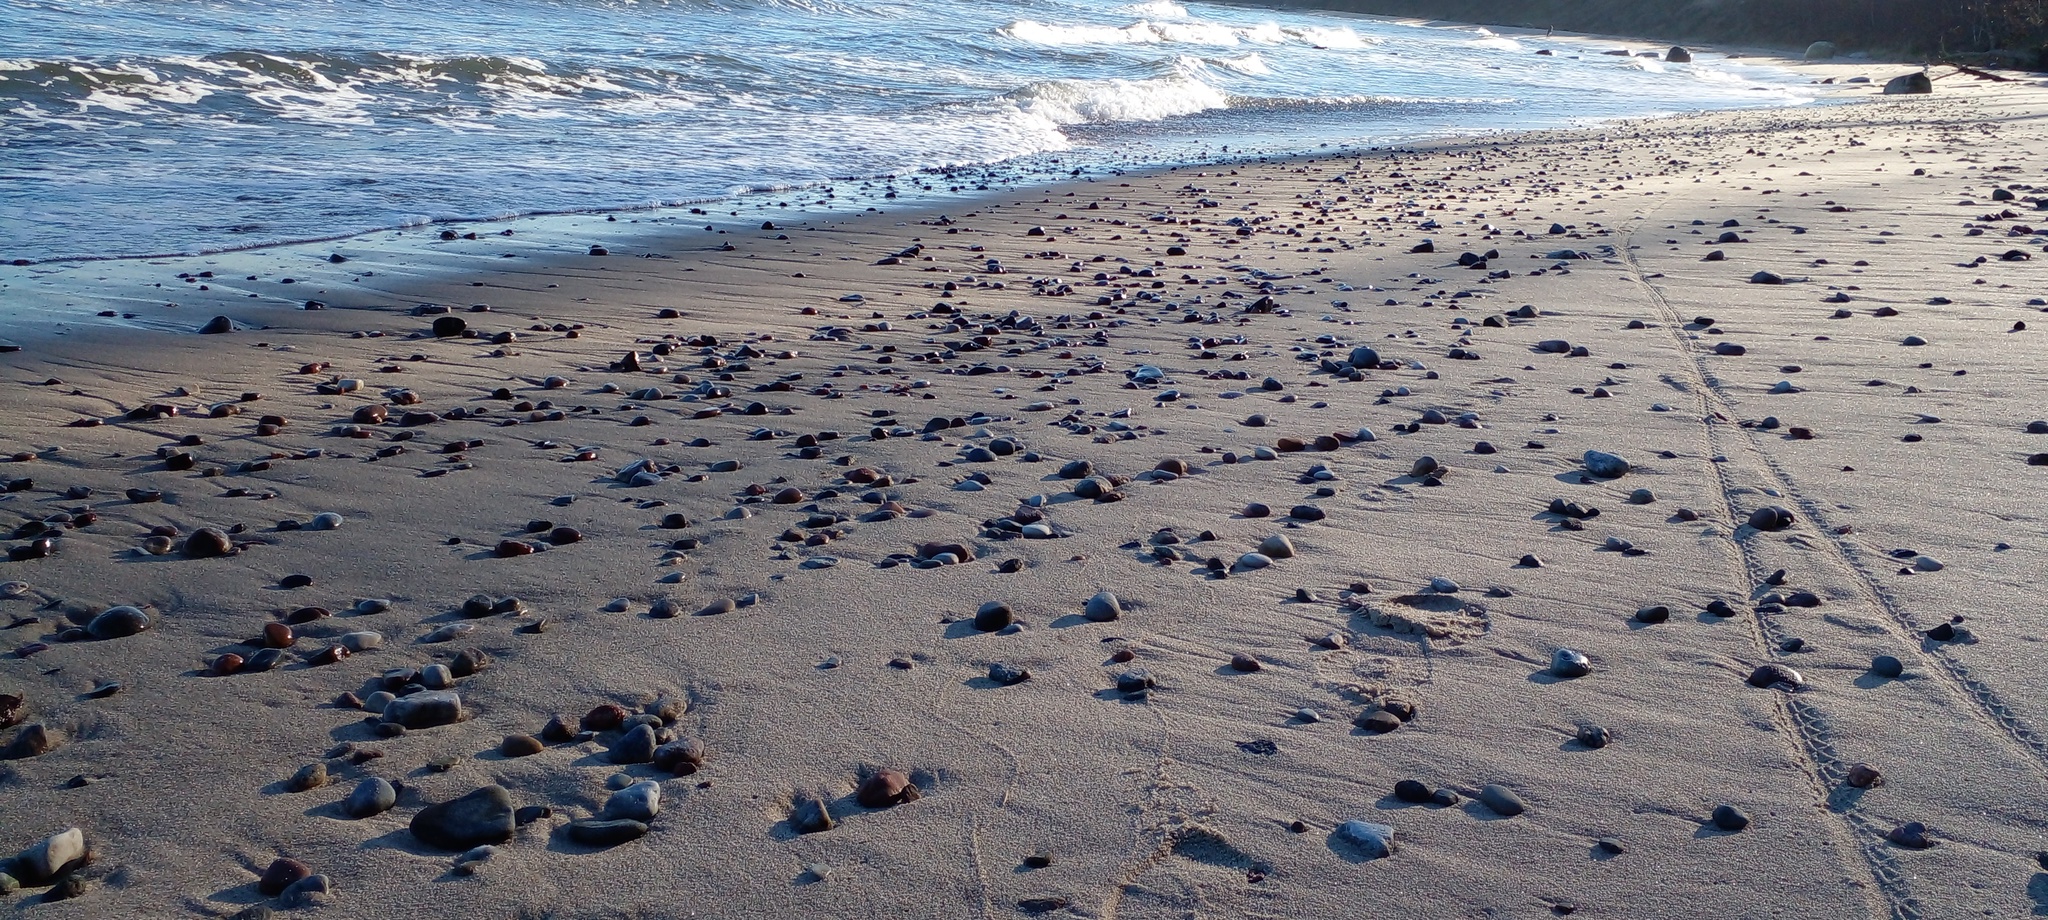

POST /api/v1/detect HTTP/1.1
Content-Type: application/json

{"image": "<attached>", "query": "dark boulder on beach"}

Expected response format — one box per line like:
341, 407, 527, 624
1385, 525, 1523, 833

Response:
1883, 72, 1932, 95
1666, 46, 1692, 63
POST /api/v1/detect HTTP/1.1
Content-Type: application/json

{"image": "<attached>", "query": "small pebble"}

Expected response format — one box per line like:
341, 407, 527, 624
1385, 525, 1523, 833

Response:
1710, 804, 1750, 832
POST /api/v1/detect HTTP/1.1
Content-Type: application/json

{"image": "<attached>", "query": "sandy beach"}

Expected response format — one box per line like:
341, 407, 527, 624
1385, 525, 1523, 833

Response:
4, 50, 2048, 919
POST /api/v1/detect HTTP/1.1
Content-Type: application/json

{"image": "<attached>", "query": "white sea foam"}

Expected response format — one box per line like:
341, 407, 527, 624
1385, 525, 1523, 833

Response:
1470, 28, 1523, 51
1007, 74, 1230, 125
1209, 53, 1272, 75
1001, 18, 1287, 47
1120, 0, 1187, 19
1288, 26, 1375, 49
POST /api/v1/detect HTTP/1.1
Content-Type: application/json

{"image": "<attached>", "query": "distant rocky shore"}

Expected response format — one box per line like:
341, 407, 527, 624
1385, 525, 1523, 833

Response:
1234, 0, 2048, 67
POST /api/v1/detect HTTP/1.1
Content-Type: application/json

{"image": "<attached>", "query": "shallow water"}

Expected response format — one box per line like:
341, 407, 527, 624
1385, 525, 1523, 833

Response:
0, 0, 1820, 262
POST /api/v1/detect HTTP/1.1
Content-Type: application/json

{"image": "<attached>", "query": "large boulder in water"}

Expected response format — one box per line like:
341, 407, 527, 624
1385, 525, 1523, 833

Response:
1804, 41, 1837, 61
1883, 72, 1932, 95
1666, 46, 1692, 63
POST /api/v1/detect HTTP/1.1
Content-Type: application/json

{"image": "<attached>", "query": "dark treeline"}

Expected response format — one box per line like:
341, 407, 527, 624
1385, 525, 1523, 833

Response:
1232, 0, 2048, 64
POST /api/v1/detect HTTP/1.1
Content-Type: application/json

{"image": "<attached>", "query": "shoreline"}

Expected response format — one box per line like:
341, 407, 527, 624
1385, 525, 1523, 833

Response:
0, 20, 1863, 336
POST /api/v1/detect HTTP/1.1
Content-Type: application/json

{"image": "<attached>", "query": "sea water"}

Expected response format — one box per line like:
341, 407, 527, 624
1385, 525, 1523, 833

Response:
0, 0, 1821, 263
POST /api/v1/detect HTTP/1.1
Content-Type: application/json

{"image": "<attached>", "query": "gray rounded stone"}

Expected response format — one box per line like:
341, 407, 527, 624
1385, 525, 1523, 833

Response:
1477, 784, 1527, 817
611, 723, 658, 764
344, 777, 397, 818
601, 780, 661, 821
382, 691, 463, 729
1257, 534, 1296, 560
1335, 820, 1395, 859
1550, 648, 1592, 679
1583, 450, 1630, 478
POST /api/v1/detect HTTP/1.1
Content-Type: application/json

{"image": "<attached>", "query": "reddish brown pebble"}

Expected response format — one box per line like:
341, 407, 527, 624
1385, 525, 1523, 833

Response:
263, 623, 295, 648
183, 527, 233, 558
211, 653, 245, 676
857, 769, 921, 808
496, 540, 534, 557
259, 857, 311, 896
653, 738, 708, 774
581, 703, 629, 732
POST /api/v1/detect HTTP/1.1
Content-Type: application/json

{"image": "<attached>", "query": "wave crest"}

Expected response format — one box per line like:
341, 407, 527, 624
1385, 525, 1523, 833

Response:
1005, 74, 1229, 125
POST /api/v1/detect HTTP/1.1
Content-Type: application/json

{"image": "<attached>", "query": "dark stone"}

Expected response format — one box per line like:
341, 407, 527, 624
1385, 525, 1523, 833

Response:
410, 785, 516, 850
1747, 663, 1804, 690
1882, 72, 1932, 95
1747, 506, 1795, 531
972, 601, 1014, 632
1354, 710, 1400, 734
3, 723, 56, 759
567, 818, 647, 846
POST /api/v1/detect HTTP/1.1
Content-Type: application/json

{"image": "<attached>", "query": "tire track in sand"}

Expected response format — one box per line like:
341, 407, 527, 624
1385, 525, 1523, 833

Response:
1621, 222, 1922, 920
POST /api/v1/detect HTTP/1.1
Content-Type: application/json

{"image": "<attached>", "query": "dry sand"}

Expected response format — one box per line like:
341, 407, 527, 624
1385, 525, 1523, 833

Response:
3, 54, 2048, 920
